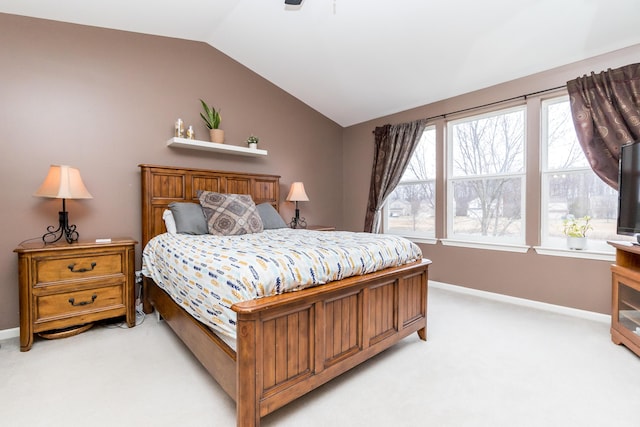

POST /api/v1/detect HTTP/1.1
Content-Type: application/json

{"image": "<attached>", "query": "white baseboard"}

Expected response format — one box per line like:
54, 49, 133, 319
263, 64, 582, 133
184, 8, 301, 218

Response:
429, 280, 611, 324
0, 327, 19, 341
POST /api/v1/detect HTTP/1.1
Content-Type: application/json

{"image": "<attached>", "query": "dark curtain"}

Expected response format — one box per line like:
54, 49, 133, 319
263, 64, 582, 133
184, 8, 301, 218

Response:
566, 63, 640, 190
364, 119, 426, 233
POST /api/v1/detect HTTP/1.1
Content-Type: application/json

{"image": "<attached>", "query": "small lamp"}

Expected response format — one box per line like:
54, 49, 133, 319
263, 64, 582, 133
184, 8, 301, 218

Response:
286, 182, 309, 229
34, 165, 93, 244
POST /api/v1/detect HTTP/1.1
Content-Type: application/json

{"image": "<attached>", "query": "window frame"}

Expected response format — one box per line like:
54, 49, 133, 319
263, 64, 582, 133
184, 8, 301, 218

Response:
379, 91, 620, 261
445, 105, 527, 246
538, 95, 624, 257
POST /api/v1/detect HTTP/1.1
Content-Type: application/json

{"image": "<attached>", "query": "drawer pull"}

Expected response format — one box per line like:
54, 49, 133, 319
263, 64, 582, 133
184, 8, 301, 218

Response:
67, 262, 97, 273
68, 294, 97, 307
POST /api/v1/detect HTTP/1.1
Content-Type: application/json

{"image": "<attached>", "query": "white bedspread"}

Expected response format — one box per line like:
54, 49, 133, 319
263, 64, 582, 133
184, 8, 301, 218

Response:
141, 228, 422, 340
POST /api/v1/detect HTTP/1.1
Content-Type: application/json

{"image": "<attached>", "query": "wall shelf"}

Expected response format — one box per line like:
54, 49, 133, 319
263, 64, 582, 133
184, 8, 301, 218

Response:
167, 137, 268, 157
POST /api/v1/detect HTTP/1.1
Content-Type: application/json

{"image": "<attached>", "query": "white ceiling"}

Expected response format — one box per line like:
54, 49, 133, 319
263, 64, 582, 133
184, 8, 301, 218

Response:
2, 0, 640, 127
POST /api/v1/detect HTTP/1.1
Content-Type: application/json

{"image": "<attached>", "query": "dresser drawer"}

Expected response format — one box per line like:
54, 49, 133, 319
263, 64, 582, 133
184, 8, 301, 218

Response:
35, 252, 124, 284
35, 284, 124, 322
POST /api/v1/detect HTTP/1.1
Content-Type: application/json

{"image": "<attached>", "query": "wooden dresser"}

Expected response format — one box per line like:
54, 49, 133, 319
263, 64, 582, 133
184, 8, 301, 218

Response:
14, 238, 137, 351
609, 241, 640, 357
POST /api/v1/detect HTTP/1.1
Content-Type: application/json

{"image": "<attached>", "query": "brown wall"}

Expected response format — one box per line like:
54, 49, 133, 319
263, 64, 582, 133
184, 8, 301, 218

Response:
342, 43, 640, 315
0, 13, 343, 330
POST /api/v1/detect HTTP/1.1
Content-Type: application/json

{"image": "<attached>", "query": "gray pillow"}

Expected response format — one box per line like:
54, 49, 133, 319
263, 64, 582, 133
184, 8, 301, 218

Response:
168, 202, 209, 235
256, 203, 288, 229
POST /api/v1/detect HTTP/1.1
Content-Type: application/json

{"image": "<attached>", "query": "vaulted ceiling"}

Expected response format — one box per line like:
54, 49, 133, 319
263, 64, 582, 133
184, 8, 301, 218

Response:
2, 0, 639, 126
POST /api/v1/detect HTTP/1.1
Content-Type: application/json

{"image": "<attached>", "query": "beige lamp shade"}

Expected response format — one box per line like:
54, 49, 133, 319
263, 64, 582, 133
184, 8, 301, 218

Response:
286, 182, 309, 202
34, 165, 93, 199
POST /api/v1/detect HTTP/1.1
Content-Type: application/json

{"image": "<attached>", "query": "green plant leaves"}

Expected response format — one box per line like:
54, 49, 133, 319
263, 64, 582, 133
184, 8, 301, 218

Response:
562, 215, 592, 237
199, 99, 221, 129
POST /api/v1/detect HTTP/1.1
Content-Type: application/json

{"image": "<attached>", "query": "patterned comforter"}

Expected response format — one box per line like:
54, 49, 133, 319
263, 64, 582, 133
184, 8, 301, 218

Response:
141, 228, 422, 340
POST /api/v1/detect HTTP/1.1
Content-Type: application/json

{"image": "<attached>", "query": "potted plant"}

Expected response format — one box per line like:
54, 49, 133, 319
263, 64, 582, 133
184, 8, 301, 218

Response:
562, 215, 592, 250
246, 135, 259, 149
199, 99, 224, 143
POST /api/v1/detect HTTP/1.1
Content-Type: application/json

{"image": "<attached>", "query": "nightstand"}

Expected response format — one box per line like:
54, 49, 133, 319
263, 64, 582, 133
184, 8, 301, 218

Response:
307, 225, 336, 231
14, 238, 137, 351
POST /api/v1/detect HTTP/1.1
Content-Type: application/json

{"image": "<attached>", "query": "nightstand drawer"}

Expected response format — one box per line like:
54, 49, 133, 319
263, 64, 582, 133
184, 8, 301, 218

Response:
35, 284, 124, 322
35, 252, 124, 284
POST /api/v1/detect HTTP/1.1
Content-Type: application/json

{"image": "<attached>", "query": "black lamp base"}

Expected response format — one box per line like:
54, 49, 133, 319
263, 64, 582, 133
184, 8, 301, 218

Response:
289, 206, 307, 229
42, 200, 79, 244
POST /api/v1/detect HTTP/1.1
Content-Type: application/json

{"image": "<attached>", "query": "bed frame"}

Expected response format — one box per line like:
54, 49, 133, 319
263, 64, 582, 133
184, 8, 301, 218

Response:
139, 164, 431, 426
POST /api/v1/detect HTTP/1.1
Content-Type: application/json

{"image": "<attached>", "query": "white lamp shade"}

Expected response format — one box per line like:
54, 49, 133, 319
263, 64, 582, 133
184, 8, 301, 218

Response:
34, 165, 93, 199
286, 182, 309, 202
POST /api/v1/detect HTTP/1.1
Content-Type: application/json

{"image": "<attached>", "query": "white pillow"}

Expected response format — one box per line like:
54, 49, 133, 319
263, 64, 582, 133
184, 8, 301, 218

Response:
162, 209, 177, 234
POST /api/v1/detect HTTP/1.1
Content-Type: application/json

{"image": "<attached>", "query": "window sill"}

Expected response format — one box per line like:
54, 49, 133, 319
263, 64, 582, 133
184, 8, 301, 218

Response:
392, 235, 616, 260
384, 231, 437, 245
403, 236, 438, 245
533, 246, 614, 261
440, 239, 529, 253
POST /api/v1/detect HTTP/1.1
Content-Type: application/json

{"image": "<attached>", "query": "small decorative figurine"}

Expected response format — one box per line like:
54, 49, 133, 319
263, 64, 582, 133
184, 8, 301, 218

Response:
175, 118, 185, 138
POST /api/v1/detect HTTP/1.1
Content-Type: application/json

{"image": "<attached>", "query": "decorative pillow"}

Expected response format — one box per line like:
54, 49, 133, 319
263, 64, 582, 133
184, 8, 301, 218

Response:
198, 191, 264, 235
162, 209, 177, 234
168, 202, 209, 235
256, 203, 288, 229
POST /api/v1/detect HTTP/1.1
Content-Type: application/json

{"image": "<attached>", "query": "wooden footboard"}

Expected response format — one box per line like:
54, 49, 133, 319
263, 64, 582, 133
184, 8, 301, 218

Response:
144, 258, 430, 427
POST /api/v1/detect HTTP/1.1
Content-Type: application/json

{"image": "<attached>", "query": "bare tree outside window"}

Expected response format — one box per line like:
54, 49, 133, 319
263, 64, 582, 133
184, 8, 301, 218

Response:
448, 107, 525, 243
384, 128, 436, 237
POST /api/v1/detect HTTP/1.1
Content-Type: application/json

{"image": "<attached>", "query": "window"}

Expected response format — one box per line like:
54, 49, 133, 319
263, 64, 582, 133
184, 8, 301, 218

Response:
447, 107, 526, 245
382, 92, 625, 258
383, 126, 436, 239
541, 96, 625, 251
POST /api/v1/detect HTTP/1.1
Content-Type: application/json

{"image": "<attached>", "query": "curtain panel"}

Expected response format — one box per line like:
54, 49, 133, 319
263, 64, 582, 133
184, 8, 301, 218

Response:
566, 63, 640, 190
364, 119, 426, 233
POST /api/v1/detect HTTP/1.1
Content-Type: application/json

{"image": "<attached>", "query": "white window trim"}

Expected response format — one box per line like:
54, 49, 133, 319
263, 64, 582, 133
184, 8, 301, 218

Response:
533, 246, 614, 261
403, 236, 438, 245
441, 238, 529, 253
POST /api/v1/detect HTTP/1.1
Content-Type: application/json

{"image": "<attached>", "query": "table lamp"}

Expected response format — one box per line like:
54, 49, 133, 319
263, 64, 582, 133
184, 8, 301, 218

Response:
34, 165, 93, 244
286, 181, 309, 229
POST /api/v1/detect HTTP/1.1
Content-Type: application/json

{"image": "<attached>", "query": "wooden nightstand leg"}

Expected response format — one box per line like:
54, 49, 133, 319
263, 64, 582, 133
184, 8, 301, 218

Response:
20, 326, 33, 352
18, 255, 33, 352
125, 244, 136, 327
126, 285, 136, 326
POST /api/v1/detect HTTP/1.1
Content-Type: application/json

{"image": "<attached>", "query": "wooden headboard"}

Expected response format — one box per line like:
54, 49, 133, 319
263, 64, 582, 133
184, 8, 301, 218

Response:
139, 164, 280, 248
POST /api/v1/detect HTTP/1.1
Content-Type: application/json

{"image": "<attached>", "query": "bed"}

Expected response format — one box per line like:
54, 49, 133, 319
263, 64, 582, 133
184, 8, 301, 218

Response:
139, 164, 431, 427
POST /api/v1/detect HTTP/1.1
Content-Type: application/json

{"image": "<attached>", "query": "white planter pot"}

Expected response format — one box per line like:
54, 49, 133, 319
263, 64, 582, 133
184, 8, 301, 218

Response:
248, 143, 258, 150
567, 236, 587, 250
